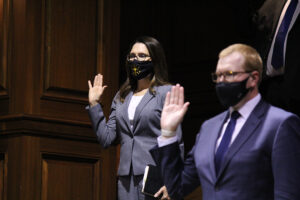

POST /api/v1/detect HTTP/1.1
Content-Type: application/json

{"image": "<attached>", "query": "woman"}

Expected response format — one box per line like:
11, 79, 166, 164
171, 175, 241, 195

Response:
87, 36, 183, 200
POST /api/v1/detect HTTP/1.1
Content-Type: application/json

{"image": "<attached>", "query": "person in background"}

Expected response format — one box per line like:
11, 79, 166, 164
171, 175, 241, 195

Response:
87, 36, 183, 200
232, 0, 300, 116
151, 44, 300, 200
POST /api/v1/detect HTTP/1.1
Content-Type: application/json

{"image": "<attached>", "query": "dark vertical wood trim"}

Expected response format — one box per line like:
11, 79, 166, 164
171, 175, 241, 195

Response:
0, 153, 8, 200
0, 0, 10, 98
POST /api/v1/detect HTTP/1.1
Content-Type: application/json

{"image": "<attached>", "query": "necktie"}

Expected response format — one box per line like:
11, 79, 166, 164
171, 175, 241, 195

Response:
215, 111, 240, 174
271, 0, 298, 69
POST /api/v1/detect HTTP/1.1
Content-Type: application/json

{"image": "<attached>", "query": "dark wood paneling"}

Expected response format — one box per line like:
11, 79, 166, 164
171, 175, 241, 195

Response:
0, 134, 116, 200
0, 0, 120, 199
41, 154, 99, 200
37, 0, 120, 122
0, 153, 7, 200
39, 137, 116, 200
0, 0, 10, 100
42, 0, 97, 104
4, 136, 41, 200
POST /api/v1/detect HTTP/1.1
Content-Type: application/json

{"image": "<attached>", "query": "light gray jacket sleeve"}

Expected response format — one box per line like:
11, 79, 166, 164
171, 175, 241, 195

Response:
86, 93, 119, 148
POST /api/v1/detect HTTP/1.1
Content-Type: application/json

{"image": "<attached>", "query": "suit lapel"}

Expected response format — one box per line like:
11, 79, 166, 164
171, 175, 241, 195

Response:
209, 111, 229, 181
121, 91, 133, 134
132, 90, 154, 133
216, 100, 268, 179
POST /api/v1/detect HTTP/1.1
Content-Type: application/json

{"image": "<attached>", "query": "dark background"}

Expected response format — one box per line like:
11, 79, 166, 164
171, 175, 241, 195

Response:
119, 0, 249, 153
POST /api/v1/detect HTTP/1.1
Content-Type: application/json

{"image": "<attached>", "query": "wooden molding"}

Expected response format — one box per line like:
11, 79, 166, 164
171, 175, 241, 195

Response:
0, 114, 97, 142
0, 0, 10, 99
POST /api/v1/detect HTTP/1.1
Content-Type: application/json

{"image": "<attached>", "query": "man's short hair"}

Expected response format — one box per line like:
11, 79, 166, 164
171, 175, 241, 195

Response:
219, 44, 263, 81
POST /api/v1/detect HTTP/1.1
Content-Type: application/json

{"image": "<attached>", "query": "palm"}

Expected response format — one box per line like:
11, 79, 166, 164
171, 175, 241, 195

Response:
161, 85, 189, 131
89, 86, 104, 102
88, 74, 107, 106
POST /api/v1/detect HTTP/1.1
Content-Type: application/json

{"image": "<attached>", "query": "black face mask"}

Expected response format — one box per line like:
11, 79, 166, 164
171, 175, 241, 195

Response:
128, 60, 154, 80
215, 77, 250, 108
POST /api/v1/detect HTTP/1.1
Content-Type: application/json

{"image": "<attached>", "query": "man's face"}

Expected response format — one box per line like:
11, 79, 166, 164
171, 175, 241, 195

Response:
215, 52, 249, 83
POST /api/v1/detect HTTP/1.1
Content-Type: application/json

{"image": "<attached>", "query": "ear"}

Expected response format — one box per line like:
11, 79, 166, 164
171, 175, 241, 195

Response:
248, 71, 259, 88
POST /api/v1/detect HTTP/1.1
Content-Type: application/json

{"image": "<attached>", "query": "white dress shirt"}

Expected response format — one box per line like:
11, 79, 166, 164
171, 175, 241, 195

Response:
128, 95, 144, 129
215, 94, 261, 151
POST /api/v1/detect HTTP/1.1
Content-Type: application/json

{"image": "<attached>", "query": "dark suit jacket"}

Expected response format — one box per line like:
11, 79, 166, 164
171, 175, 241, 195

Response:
88, 85, 183, 176
151, 100, 300, 200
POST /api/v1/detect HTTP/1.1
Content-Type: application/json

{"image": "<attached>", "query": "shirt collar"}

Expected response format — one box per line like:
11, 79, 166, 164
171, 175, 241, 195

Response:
230, 93, 261, 120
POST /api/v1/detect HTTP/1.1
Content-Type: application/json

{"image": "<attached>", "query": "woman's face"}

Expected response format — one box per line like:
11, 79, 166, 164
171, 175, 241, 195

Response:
128, 43, 151, 62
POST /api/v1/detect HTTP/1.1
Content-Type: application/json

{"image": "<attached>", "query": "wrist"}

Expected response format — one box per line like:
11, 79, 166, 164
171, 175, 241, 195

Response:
89, 101, 98, 107
161, 129, 176, 138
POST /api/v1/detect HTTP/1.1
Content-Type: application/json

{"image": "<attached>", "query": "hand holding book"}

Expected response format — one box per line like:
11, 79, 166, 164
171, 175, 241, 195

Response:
142, 165, 171, 199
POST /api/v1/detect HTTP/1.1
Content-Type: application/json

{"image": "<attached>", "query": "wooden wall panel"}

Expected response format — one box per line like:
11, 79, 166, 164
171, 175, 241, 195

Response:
39, 137, 116, 200
0, 0, 8, 94
42, 0, 98, 103
41, 155, 99, 200
0, 0, 120, 199
0, 0, 10, 115
37, 0, 120, 122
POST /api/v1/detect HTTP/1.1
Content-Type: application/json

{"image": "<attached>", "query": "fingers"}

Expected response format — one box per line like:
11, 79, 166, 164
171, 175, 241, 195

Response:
154, 186, 164, 198
169, 86, 175, 105
96, 74, 100, 86
98, 74, 103, 87
88, 80, 92, 89
178, 85, 184, 106
93, 74, 97, 86
92, 73, 104, 87
91, 74, 106, 87
170, 84, 182, 105
102, 85, 108, 93
174, 84, 180, 105
164, 92, 170, 108
170, 84, 179, 105
154, 186, 170, 200
182, 102, 190, 115
160, 186, 170, 200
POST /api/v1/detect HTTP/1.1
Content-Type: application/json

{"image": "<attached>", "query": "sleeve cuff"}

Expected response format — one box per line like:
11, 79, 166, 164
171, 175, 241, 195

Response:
157, 135, 178, 147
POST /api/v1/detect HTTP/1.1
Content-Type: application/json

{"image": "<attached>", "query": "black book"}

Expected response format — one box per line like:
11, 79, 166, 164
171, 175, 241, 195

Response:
142, 165, 163, 198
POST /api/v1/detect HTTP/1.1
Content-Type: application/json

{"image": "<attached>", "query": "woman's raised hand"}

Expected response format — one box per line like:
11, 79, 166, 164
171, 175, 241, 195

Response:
88, 74, 107, 107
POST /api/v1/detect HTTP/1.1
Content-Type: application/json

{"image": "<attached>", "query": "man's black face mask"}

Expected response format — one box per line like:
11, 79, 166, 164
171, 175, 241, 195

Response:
215, 77, 250, 108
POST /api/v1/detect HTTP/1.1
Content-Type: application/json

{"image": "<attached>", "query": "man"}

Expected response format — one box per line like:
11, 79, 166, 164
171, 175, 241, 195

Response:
254, 0, 300, 117
150, 44, 300, 200
233, 0, 300, 116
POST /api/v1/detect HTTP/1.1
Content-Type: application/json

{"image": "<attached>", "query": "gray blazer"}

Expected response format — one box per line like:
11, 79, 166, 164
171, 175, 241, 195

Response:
87, 85, 183, 176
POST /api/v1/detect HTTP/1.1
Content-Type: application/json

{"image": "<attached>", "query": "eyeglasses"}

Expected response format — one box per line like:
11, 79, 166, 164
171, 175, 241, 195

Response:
127, 53, 151, 61
211, 71, 251, 82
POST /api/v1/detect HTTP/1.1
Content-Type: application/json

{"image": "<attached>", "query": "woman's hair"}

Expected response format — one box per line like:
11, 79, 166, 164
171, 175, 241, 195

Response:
119, 36, 170, 102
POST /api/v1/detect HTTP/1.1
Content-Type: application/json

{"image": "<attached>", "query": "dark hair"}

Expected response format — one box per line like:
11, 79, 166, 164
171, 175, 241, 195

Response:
119, 36, 170, 102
